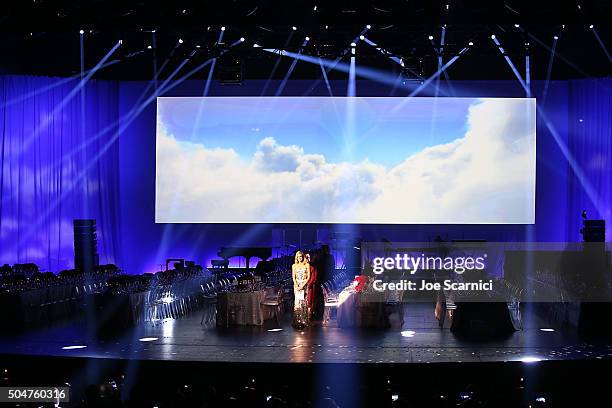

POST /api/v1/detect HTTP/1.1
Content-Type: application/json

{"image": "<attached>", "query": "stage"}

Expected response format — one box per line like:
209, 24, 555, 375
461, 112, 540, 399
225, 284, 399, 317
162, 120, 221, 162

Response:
1, 303, 609, 365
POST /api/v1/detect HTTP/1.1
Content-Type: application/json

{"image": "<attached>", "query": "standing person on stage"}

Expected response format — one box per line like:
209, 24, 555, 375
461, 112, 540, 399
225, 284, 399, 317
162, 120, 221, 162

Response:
312, 245, 335, 320
306, 253, 318, 321
292, 251, 310, 329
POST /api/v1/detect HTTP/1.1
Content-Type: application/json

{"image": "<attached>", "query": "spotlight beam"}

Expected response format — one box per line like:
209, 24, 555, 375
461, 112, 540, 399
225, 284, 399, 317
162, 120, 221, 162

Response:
352, 26, 370, 44
151, 30, 159, 91
319, 58, 333, 96
525, 31, 592, 77
405, 48, 467, 98
525, 53, 531, 97
300, 27, 367, 97
302, 53, 347, 96
541, 36, 558, 105
491, 39, 603, 215
217, 27, 225, 44
382, 48, 467, 118
591, 27, 612, 63
362, 37, 425, 81
274, 37, 310, 96
130, 41, 191, 110
261, 30, 295, 96
203, 58, 217, 96
348, 52, 356, 97
156, 58, 191, 95
492, 37, 528, 91
538, 108, 603, 216
267, 49, 446, 96
15, 40, 122, 157
434, 26, 446, 97
438, 25, 446, 68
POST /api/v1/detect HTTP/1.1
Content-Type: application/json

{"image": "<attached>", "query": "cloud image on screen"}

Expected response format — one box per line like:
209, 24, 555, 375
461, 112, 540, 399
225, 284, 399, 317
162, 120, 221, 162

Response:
156, 97, 535, 224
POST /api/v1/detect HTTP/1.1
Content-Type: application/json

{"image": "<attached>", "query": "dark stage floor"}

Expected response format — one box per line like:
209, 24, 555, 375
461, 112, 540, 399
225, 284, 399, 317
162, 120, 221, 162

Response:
2, 304, 611, 365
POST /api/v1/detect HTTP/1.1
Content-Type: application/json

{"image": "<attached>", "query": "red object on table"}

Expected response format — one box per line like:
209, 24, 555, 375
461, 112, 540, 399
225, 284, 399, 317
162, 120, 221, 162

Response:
354, 275, 368, 293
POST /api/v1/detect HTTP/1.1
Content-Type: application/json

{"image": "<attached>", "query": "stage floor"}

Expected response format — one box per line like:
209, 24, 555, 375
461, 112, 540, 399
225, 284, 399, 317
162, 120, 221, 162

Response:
1, 304, 611, 364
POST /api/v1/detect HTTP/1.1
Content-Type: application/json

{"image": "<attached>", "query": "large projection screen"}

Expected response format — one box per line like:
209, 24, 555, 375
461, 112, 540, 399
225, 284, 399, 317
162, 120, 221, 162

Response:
156, 97, 536, 224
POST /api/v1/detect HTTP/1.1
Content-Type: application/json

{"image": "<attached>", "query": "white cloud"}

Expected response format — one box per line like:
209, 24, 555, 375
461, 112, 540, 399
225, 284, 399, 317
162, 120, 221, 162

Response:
156, 98, 535, 223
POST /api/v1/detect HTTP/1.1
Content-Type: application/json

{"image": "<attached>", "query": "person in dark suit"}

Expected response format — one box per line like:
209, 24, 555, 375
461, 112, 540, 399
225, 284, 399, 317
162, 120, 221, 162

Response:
311, 245, 335, 320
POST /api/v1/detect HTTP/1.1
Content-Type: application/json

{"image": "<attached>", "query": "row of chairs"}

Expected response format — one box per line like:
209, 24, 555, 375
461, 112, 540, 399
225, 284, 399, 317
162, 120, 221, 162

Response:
144, 278, 205, 323
21, 281, 109, 326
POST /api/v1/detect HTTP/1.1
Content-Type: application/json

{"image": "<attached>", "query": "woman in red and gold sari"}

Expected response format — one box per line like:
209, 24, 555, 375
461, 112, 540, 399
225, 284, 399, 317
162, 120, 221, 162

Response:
306, 253, 318, 320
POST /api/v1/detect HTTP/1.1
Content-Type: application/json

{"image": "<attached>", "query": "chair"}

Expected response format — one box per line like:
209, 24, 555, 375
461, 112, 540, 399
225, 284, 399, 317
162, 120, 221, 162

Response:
261, 288, 284, 325
322, 284, 339, 325
200, 281, 217, 325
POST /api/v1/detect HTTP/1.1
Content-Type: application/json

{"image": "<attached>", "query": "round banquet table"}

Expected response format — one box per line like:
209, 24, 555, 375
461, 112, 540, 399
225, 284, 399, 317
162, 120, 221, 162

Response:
216, 290, 266, 327
336, 289, 391, 329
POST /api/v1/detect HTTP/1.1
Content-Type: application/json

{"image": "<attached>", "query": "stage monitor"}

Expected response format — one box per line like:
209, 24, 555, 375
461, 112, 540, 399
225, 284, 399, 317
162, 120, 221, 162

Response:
156, 97, 536, 224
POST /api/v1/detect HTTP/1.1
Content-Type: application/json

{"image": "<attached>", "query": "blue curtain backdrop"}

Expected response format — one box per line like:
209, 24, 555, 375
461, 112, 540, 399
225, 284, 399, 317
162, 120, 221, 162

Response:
0, 74, 610, 274
0, 75, 121, 272
567, 79, 612, 241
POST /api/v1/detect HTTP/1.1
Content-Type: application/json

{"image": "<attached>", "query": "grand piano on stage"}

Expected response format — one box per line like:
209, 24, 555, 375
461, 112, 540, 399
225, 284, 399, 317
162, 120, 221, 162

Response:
215, 246, 272, 269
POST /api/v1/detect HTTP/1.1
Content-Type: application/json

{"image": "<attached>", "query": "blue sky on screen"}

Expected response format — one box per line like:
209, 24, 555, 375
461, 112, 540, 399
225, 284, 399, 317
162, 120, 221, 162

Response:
157, 97, 473, 167
156, 96, 536, 223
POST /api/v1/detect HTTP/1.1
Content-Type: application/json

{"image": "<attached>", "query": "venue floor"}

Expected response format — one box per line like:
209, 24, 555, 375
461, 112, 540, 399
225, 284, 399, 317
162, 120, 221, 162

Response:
1, 304, 611, 364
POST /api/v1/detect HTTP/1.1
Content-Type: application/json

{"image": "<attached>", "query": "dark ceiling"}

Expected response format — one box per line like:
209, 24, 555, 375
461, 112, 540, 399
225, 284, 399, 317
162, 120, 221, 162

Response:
0, 0, 610, 81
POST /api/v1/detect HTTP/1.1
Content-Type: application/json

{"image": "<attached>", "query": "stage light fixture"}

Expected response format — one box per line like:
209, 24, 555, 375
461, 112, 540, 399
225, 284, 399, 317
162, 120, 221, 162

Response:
359, 35, 365, 40
325, 25, 329, 29
553, 35, 559, 40
292, 26, 297, 31
428, 35, 434, 40
514, 23, 520, 28
221, 26, 226, 31
468, 41, 474, 46
178, 38, 184, 44
589, 24, 594, 29
366, 24, 371, 29
62, 345, 87, 350
240, 37, 245, 42
305, 36, 310, 41
253, 43, 261, 48
118, 39, 123, 45
540, 328, 555, 332
147, 45, 152, 49
139, 337, 159, 342
491, 34, 496, 39
313, 5, 317, 11
79, 29, 84, 35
